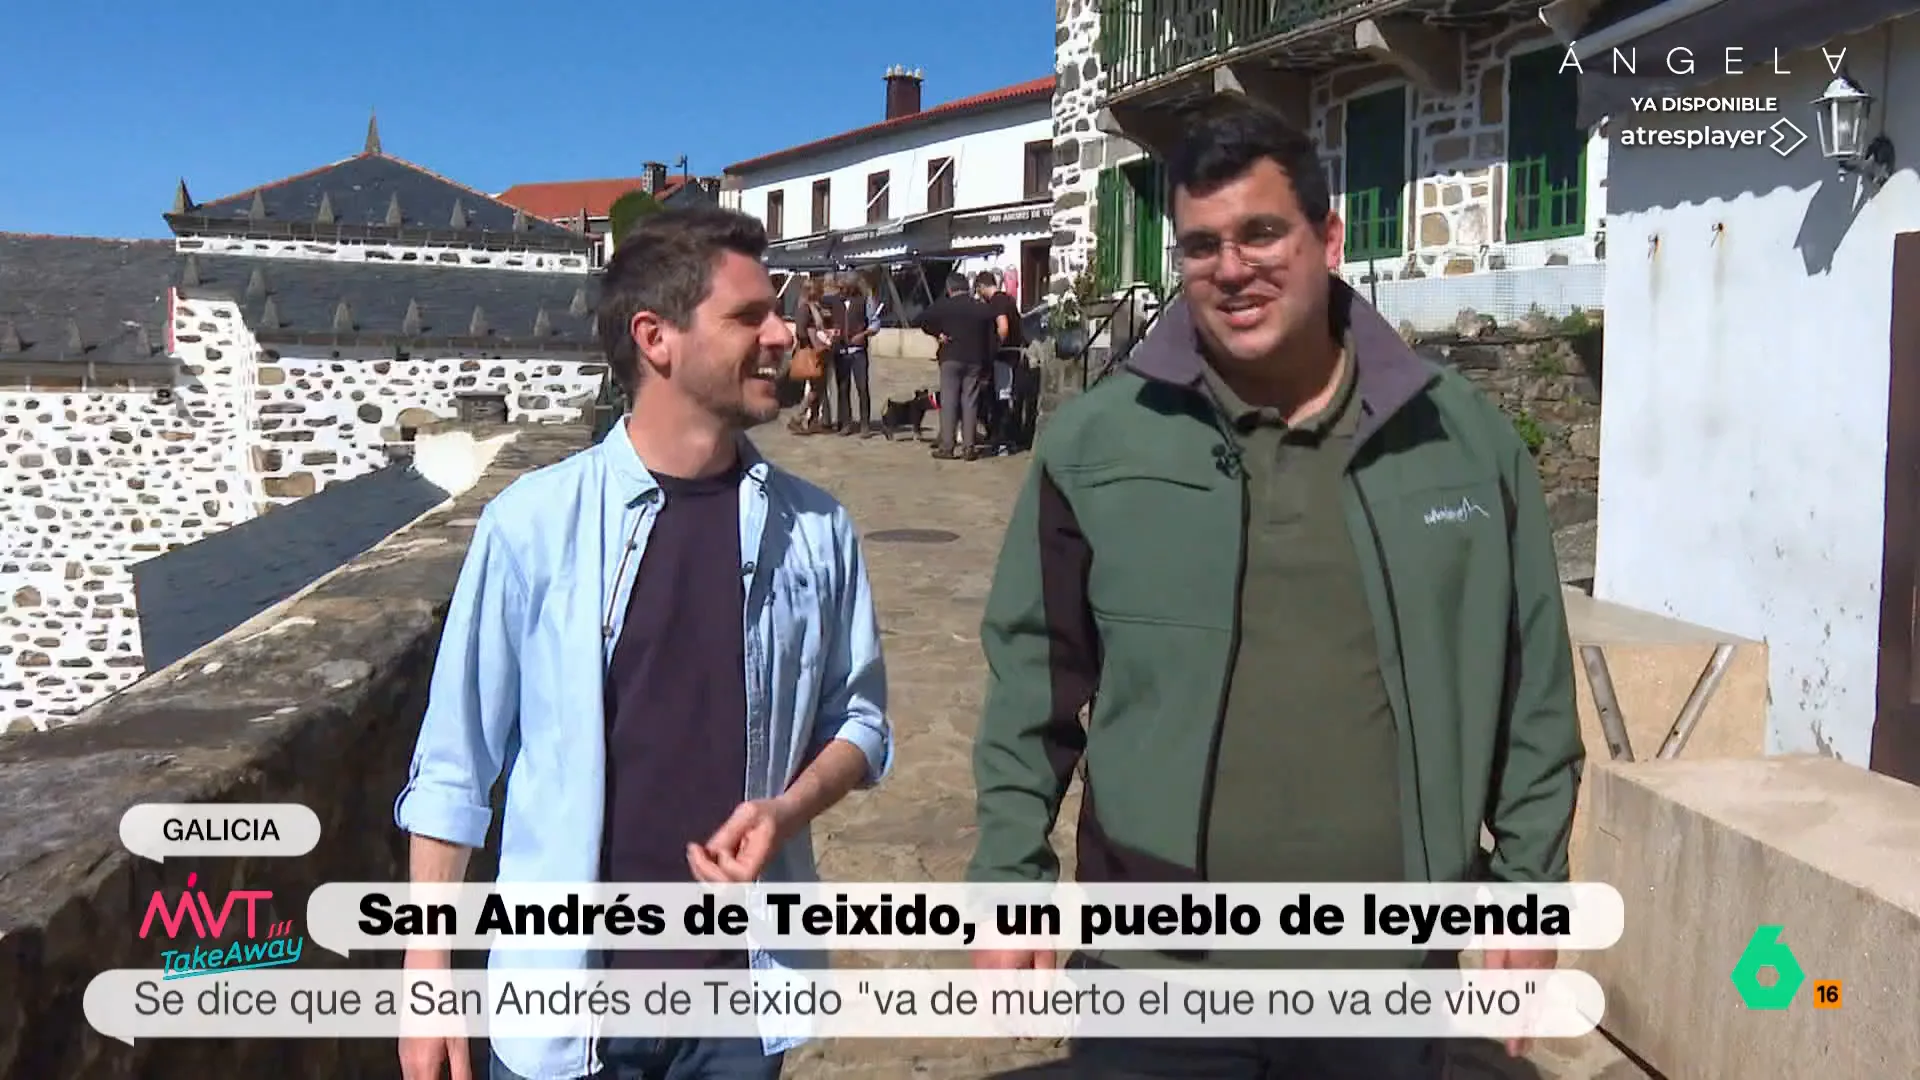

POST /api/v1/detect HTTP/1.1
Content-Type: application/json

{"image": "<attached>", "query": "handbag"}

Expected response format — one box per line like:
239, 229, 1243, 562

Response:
788, 302, 828, 381
789, 344, 826, 382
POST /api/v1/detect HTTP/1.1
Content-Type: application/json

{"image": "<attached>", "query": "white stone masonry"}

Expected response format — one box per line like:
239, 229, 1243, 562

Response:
2, 295, 604, 731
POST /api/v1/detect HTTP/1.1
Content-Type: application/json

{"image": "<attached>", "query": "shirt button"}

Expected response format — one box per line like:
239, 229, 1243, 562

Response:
742, 561, 756, 575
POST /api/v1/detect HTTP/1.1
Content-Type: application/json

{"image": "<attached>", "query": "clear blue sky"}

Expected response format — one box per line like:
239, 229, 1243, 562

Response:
0, 0, 1054, 239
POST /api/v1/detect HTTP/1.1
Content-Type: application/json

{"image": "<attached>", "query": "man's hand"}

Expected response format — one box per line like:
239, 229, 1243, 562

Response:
975, 948, 1057, 970
398, 949, 470, 1080
1483, 947, 1557, 1058
688, 799, 797, 884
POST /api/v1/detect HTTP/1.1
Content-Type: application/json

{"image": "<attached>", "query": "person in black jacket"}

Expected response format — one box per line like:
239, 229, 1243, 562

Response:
975, 270, 1026, 453
912, 273, 997, 460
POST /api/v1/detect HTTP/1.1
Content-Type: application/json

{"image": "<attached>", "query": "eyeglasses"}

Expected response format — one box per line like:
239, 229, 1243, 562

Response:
1175, 222, 1289, 270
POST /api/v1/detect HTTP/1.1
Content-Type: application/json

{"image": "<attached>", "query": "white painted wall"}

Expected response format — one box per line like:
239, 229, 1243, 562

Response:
176, 236, 595, 274
734, 99, 1053, 237
1594, 16, 1920, 762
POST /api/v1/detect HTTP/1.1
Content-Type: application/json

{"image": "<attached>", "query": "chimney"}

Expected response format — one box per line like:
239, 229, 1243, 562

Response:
643, 161, 668, 193
884, 66, 924, 121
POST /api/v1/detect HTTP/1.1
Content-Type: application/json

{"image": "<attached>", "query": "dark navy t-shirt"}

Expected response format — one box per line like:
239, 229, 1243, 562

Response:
602, 462, 749, 970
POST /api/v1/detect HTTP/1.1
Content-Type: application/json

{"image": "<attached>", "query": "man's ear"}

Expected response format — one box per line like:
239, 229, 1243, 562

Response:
1320, 213, 1345, 272
630, 311, 669, 377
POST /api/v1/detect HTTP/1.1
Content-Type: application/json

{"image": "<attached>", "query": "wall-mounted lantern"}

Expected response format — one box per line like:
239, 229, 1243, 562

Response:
1813, 73, 1895, 185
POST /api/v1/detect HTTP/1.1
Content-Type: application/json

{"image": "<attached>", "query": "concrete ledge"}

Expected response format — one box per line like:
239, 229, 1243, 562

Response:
1564, 590, 1767, 879
872, 327, 937, 361
0, 422, 585, 1078
1581, 757, 1920, 1078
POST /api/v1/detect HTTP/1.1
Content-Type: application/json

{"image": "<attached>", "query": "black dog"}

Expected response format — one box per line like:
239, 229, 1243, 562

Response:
879, 388, 933, 442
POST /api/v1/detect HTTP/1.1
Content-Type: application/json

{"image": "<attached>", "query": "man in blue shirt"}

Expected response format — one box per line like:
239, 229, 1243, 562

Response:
395, 207, 894, 1080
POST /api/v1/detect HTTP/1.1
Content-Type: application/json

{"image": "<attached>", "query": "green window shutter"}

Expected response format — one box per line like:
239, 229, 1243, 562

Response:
1506, 48, 1586, 241
1342, 87, 1407, 262
1094, 167, 1122, 295
1123, 160, 1166, 294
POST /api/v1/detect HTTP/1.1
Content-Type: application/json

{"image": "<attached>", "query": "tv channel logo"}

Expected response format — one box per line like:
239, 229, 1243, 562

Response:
1730, 926, 1841, 1010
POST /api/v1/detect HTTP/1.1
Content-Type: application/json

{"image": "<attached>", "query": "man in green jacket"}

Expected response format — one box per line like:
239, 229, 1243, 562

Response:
967, 95, 1584, 1078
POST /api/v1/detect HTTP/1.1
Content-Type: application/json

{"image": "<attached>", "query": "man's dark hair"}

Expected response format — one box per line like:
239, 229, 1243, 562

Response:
946, 272, 970, 294
1165, 94, 1331, 228
973, 270, 998, 289
596, 207, 769, 392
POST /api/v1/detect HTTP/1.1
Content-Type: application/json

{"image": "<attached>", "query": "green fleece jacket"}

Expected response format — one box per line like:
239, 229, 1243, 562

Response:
967, 281, 1584, 890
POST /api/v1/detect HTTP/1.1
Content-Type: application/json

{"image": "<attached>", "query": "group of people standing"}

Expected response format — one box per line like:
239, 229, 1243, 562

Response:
785, 267, 1035, 459
911, 270, 1031, 460
788, 273, 881, 437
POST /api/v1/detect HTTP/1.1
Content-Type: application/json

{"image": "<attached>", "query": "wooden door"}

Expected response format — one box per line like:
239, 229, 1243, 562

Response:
1872, 231, 1920, 784
1020, 240, 1049, 311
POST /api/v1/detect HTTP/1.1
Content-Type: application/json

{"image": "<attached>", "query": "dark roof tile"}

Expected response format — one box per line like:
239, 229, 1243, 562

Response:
175, 252, 601, 349
0, 234, 177, 365
185, 153, 578, 239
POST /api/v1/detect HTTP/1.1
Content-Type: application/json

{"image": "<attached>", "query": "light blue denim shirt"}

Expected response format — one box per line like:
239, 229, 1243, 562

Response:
394, 422, 893, 1080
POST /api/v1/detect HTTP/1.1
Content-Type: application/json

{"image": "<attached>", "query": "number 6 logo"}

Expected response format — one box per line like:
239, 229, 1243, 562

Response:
1730, 925, 1805, 1010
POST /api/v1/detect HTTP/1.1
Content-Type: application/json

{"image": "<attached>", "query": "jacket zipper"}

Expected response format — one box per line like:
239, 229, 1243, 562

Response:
1349, 467, 1433, 882
1193, 421, 1249, 882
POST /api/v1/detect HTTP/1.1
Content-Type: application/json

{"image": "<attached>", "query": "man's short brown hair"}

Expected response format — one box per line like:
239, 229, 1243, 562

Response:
596, 207, 769, 392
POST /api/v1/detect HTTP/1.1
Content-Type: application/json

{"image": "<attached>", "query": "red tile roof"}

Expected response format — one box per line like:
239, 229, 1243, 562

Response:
496, 175, 695, 220
724, 76, 1054, 175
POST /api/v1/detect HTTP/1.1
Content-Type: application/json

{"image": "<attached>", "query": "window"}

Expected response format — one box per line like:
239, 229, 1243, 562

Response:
927, 158, 955, 212
1093, 160, 1166, 295
1342, 87, 1407, 262
765, 190, 784, 240
1506, 48, 1587, 241
1023, 140, 1053, 201
867, 171, 890, 223
811, 178, 831, 233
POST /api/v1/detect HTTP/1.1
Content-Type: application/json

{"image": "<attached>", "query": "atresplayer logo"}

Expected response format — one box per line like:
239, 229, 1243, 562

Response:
1729, 925, 1805, 1009
139, 871, 305, 979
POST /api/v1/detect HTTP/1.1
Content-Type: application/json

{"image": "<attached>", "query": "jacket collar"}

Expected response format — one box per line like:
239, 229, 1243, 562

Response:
597, 418, 772, 505
1124, 277, 1435, 444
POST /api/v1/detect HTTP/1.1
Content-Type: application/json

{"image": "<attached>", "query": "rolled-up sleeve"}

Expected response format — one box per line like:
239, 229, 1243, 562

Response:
812, 507, 892, 786
393, 504, 526, 848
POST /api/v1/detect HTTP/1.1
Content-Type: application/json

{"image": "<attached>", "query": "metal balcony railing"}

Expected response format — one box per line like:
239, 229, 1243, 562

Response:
1099, 0, 1366, 94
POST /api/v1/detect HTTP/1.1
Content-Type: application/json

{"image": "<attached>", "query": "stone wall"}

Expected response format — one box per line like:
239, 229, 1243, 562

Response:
1413, 316, 1603, 528
2, 295, 602, 732
0, 422, 584, 1080
248, 353, 603, 505
1048, 0, 1110, 298
176, 234, 597, 274
1, 296, 260, 732
1308, 26, 1605, 282
1046, 11, 1607, 295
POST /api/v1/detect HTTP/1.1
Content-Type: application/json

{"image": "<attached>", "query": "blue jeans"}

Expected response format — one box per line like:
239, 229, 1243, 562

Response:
491, 1037, 785, 1080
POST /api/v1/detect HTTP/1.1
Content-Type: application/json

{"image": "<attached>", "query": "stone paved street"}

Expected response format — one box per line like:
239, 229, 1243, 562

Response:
757, 354, 1646, 1080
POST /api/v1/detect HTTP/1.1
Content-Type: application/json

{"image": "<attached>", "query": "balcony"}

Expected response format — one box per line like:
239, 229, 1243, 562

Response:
1098, 0, 1382, 95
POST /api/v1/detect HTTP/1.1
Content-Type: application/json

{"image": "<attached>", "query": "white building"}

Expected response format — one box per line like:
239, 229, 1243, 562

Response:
0, 119, 607, 731
1572, 0, 1920, 785
722, 68, 1056, 313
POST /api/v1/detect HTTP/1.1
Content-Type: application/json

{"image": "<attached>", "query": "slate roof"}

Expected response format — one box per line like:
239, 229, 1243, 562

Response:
0, 233, 603, 367
658, 177, 721, 209
176, 252, 602, 351
130, 463, 453, 672
0, 234, 176, 365
168, 149, 588, 252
